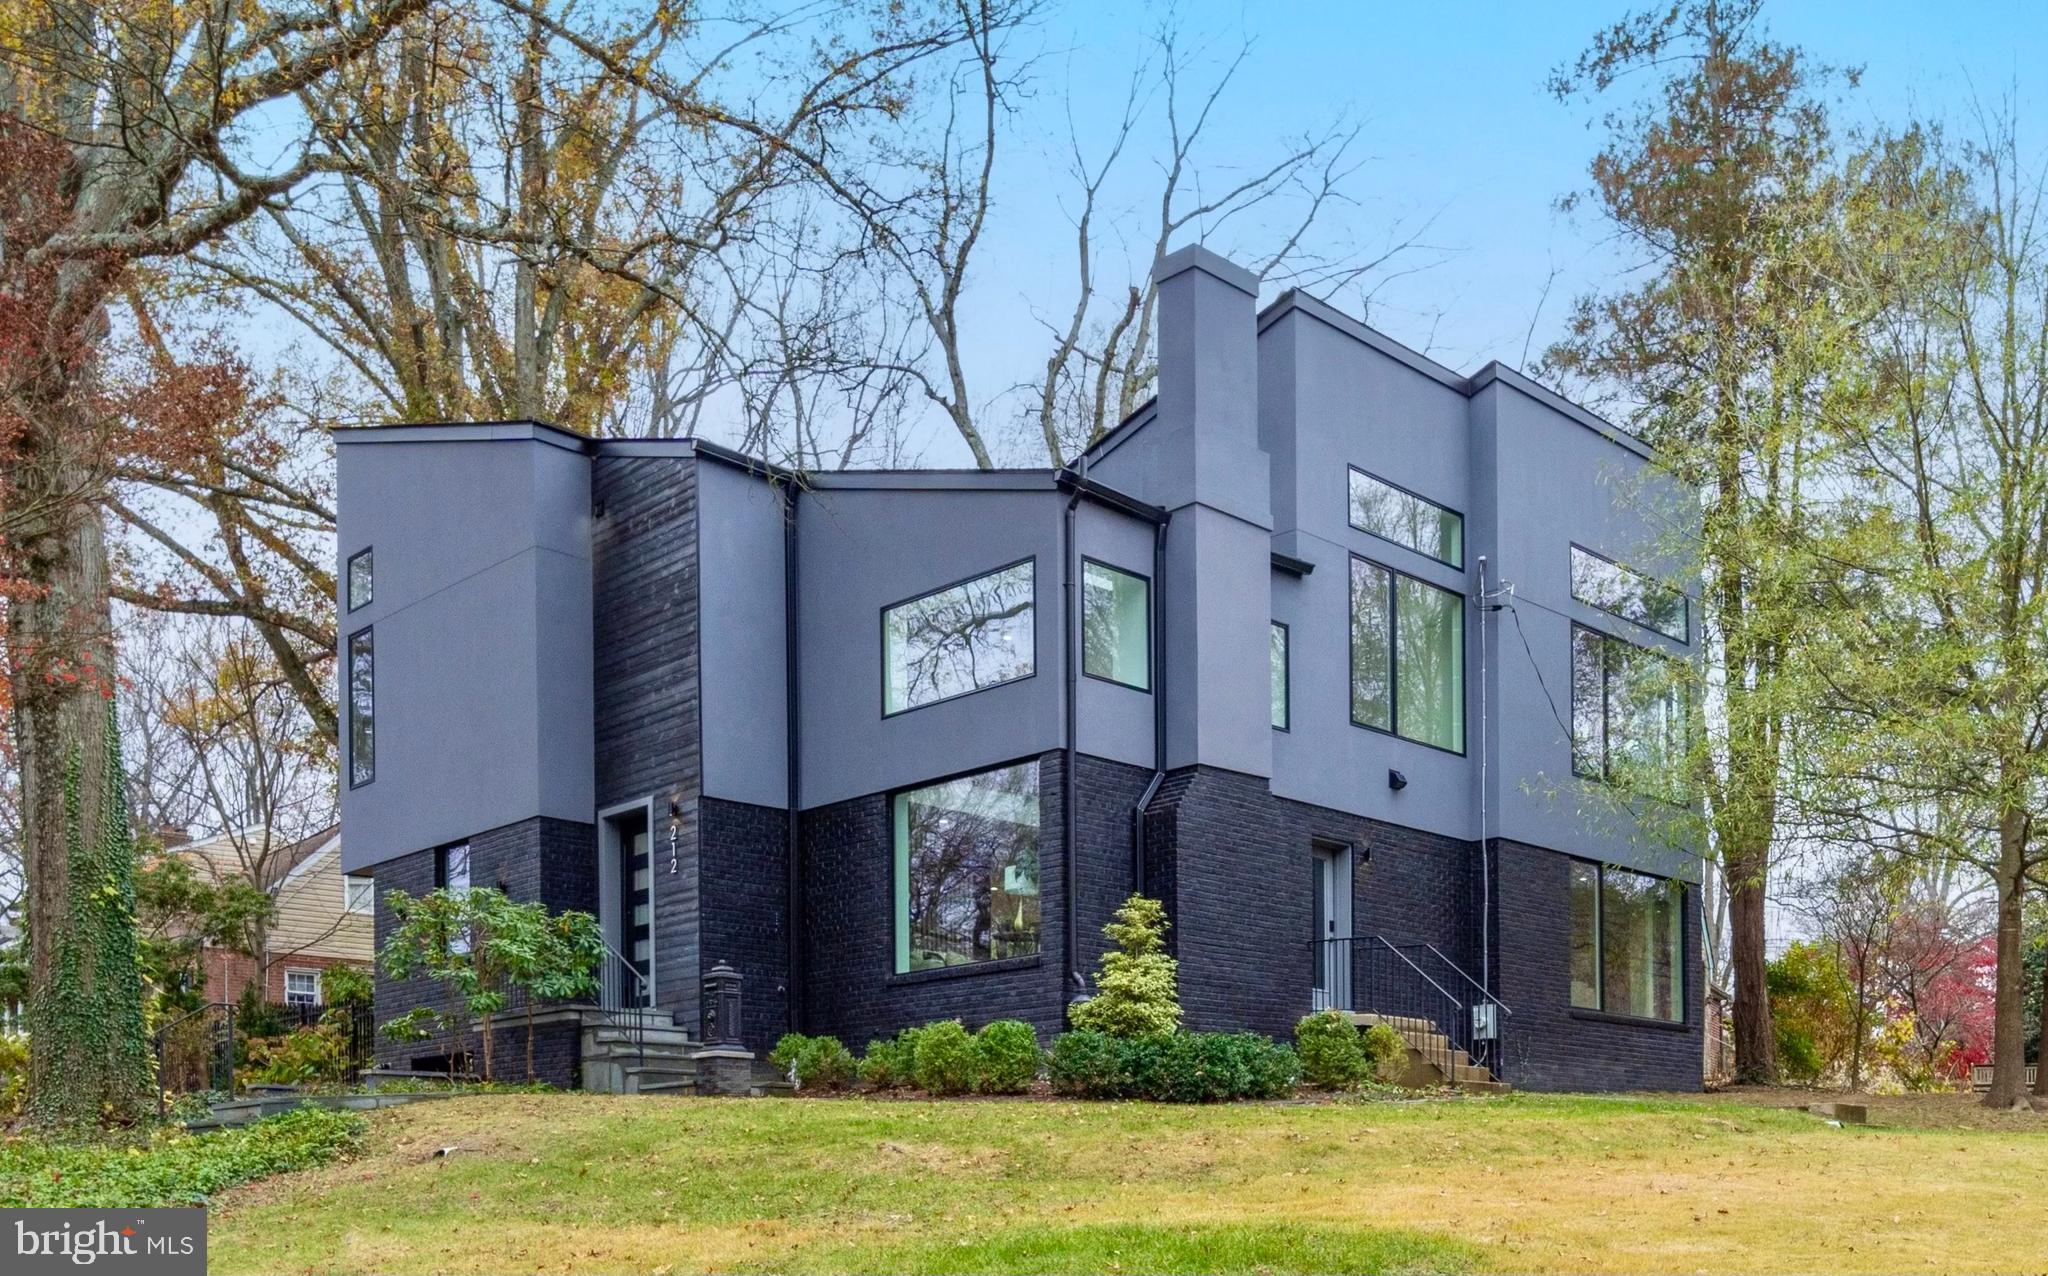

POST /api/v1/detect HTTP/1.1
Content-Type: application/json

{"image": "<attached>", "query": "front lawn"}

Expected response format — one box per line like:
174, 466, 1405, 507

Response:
208, 1092, 2046, 1274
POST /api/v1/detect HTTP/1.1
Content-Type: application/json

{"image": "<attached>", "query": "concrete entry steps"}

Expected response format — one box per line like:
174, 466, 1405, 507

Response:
1347, 1011, 1510, 1094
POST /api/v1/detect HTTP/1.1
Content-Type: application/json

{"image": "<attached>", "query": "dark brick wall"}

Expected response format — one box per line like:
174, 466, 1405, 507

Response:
592, 453, 703, 1030
1488, 838, 1703, 1091
369, 816, 595, 1086
700, 797, 790, 1051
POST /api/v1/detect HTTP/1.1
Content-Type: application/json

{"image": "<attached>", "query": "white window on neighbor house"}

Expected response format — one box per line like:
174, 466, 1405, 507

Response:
1081, 559, 1151, 691
343, 874, 373, 915
284, 969, 321, 1007
883, 559, 1036, 714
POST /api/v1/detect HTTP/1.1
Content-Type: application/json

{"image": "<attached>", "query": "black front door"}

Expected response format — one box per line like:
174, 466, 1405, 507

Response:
616, 810, 652, 1004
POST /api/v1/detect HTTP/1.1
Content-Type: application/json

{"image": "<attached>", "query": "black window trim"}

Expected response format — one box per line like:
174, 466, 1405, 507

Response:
878, 555, 1039, 719
1567, 855, 1687, 1023
1347, 553, 1468, 757
346, 546, 373, 613
1569, 541, 1689, 645
346, 625, 375, 789
1346, 464, 1466, 570
1270, 619, 1291, 732
1078, 555, 1153, 693
890, 753, 1046, 977
1570, 621, 1690, 805
434, 840, 472, 891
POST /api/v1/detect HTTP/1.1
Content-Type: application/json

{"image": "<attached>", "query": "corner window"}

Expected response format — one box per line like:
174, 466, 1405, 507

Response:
284, 969, 321, 1008
883, 560, 1035, 714
1570, 860, 1684, 1022
1572, 624, 1687, 800
343, 874, 373, 915
1270, 622, 1290, 730
893, 761, 1040, 973
1349, 468, 1463, 568
1081, 560, 1150, 690
347, 628, 374, 787
1570, 545, 1686, 642
1350, 557, 1464, 752
347, 547, 373, 611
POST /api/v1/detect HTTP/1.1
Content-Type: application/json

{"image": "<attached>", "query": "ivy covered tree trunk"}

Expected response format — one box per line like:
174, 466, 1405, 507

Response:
19, 474, 151, 1123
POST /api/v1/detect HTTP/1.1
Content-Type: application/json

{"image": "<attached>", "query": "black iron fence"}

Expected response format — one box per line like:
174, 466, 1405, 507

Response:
1314, 935, 1513, 1083
152, 999, 378, 1115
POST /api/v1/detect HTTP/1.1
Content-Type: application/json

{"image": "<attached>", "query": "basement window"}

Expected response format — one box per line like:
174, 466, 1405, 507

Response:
893, 760, 1040, 973
883, 560, 1035, 714
1081, 559, 1150, 691
1569, 860, 1683, 1022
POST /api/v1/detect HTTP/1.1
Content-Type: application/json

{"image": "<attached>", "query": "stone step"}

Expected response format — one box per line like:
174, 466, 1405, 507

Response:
583, 1037, 698, 1060
587, 1026, 698, 1049
1348, 1011, 1437, 1035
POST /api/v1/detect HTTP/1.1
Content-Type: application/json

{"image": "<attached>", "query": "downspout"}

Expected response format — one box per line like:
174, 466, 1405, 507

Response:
1131, 516, 1168, 895
782, 483, 803, 1034
1062, 463, 1085, 1004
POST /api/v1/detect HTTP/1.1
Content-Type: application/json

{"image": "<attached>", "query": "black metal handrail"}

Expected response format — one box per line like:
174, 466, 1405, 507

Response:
1314, 934, 1509, 1084
596, 940, 650, 1073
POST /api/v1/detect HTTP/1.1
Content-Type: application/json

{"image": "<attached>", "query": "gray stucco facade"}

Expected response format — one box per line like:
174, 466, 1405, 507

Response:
338, 246, 1704, 1091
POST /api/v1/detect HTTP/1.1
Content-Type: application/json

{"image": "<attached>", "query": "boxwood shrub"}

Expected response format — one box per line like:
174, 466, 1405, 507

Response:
908, 1019, 977, 1095
969, 1020, 1042, 1093
1295, 1009, 1370, 1089
857, 1032, 916, 1088
1048, 1029, 1298, 1102
767, 1032, 855, 1089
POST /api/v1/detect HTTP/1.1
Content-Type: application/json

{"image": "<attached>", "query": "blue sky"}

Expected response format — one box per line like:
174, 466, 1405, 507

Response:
924, 0, 2048, 465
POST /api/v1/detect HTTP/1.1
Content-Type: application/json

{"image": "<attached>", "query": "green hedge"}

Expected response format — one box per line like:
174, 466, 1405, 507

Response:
0, 1106, 366, 1207
768, 1033, 856, 1089
1048, 1030, 1298, 1102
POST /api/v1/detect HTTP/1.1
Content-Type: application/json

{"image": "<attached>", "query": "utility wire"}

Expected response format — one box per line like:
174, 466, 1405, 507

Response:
1503, 600, 1575, 741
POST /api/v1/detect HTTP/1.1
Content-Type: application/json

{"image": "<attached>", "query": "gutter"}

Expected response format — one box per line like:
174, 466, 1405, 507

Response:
1061, 465, 1085, 1005
782, 482, 804, 1034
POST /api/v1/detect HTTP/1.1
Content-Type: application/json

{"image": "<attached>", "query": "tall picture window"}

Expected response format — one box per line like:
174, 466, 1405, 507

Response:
1081, 560, 1150, 690
1569, 860, 1684, 1022
894, 761, 1041, 973
347, 628, 374, 787
346, 547, 373, 611
1270, 621, 1290, 730
1350, 558, 1464, 752
1571, 624, 1687, 800
1348, 468, 1463, 568
1570, 545, 1687, 642
883, 560, 1035, 714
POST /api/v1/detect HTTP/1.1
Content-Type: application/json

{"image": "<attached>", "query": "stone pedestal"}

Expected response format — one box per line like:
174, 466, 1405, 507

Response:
691, 1046, 758, 1097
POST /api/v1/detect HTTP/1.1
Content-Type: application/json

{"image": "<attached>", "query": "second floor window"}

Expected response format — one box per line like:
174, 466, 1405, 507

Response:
347, 628, 374, 787
1350, 558, 1465, 753
883, 560, 1035, 714
1572, 624, 1687, 800
1081, 560, 1150, 690
346, 547, 373, 611
1349, 468, 1463, 568
343, 874, 373, 914
1570, 545, 1687, 642
1270, 622, 1290, 730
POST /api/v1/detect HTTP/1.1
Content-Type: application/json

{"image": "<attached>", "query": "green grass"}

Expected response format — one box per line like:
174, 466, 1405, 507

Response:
203, 1091, 2046, 1274
0, 1107, 366, 1207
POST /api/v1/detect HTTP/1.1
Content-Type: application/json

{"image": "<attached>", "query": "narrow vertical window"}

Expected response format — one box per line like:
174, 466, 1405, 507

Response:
347, 547, 373, 611
1081, 560, 1150, 690
1270, 622, 1290, 730
1568, 861, 1600, 1010
1348, 559, 1392, 731
347, 628, 374, 787
438, 842, 472, 955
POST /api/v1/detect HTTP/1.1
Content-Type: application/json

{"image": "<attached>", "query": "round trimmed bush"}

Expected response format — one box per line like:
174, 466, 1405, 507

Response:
1359, 1022, 1408, 1083
1047, 1030, 1131, 1098
858, 1033, 915, 1088
768, 1032, 855, 1089
909, 1019, 976, 1095
1295, 1009, 1371, 1089
970, 1020, 1042, 1093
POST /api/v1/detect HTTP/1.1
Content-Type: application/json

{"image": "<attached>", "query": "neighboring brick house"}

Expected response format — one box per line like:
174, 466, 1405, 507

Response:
173, 826, 374, 1007
337, 246, 1706, 1091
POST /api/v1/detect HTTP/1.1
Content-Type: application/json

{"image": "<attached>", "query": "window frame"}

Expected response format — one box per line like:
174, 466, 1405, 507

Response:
878, 556, 1038, 718
1567, 857, 1687, 1023
283, 968, 322, 1007
343, 874, 373, 915
346, 546, 373, 612
347, 626, 375, 789
890, 756, 1044, 977
1079, 556, 1153, 692
1570, 622, 1689, 801
1569, 542, 1688, 644
1348, 554, 1467, 756
1347, 465, 1466, 570
1270, 620, 1291, 732
436, 841, 473, 955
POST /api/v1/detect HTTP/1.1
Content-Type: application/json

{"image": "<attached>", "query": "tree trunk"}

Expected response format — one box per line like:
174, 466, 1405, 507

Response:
16, 406, 148, 1125
1984, 809, 2028, 1108
1727, 841, 1777, 1084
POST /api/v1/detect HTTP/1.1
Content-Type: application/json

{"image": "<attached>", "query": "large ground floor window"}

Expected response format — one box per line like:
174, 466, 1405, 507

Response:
894, 760, 1042, 973
1569, 860, 1684, 1022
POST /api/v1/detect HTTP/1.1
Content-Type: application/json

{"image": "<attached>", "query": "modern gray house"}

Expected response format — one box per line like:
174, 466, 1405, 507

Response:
338, 246, 1703, 1092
